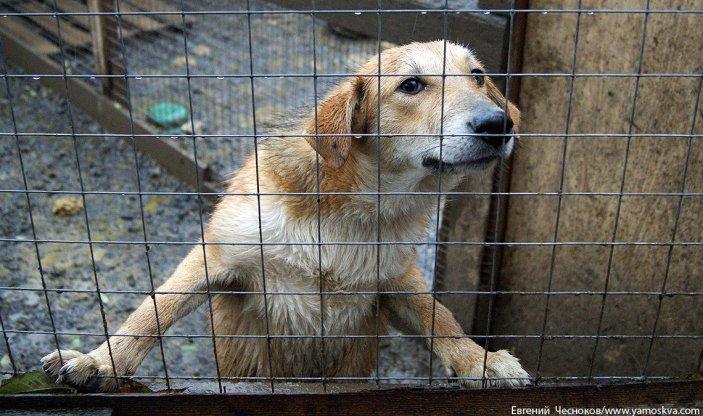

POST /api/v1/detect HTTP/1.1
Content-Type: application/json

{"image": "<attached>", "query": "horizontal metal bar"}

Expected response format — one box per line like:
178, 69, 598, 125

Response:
2, 286, 701, 297
4, 72, 702, 78
0, 372, 531, 383
2, 132, 701, 138
3, 329, 700, 340
1, 189, 702, 197
2, 238, 702, 246
0, 372, 689, 382
0, 9, 701, 17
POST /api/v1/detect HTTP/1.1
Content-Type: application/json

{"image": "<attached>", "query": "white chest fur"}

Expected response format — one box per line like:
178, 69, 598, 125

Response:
211, 193, 432, 337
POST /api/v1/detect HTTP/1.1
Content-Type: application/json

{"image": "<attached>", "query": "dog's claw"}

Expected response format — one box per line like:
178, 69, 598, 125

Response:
454, 350, 531, 388
39, 349, 118, 392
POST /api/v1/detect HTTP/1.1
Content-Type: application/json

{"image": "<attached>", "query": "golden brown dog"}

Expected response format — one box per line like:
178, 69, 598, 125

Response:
41, 41, 529, 391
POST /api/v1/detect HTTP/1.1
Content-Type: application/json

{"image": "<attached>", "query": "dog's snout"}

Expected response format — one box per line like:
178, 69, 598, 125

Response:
473, 110, 513, 135
470, 110, 513, 149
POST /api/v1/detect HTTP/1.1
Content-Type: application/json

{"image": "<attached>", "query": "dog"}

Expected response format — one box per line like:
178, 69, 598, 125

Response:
41, 41, 529, 391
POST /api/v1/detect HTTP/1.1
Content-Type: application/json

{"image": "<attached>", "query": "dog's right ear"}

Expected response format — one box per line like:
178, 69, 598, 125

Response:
305, 77, 366, 169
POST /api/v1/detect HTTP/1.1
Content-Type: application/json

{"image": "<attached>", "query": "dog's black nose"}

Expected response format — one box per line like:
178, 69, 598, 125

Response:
470, 110, 513, 149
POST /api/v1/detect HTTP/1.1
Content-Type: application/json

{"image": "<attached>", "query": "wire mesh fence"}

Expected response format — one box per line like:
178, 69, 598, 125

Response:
0, 0, 701, 395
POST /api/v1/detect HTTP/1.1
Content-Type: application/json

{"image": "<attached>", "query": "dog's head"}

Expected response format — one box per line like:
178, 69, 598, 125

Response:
305, 41, 520, 180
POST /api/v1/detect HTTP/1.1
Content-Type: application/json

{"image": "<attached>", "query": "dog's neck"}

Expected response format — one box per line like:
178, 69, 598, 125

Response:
261, 135, 459, 231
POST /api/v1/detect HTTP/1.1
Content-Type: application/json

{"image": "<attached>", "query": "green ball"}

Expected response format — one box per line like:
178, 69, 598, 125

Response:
147, 102, 189, 128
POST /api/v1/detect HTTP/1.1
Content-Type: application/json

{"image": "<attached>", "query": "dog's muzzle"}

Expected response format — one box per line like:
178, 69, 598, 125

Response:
469, 109, 514, 150
421, 108, 515, 172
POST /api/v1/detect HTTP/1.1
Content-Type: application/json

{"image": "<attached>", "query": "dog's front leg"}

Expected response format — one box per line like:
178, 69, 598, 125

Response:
41, 246, 228, 391
381, 263, 531, 387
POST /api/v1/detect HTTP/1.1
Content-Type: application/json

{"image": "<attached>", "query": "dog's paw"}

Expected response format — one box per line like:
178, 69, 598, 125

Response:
41, 349, 118, 392
453, 350, 532, 388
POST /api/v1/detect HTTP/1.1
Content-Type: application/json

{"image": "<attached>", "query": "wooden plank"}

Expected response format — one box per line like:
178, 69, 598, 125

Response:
124, 0, 195, 27
13, 0, 93, 47
1, 409, 112, 416
86, 0, 112, 95
494, 0, 703, 379
115, 1, 169, 32
57, 0, 168, 33
56, 0, 89, 14
0, 381, 701, 415
1, 29, 220, 194
56, 0, 92, 29
0, 17, 59, 55
266, 0, 508, 73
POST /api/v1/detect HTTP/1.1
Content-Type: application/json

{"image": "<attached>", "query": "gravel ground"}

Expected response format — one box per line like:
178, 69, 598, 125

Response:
0, 0, 448, 389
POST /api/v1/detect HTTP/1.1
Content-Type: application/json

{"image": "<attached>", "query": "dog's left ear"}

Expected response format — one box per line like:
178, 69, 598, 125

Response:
305, 77, 366, 169
486, 78, 521, 131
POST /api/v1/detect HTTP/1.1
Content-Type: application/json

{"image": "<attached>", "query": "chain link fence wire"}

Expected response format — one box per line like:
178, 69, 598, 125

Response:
0, 0, 701, 393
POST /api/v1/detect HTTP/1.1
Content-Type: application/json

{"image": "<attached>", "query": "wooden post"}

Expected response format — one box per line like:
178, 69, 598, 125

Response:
87, 0, 109, 94
87, 0, 126, 104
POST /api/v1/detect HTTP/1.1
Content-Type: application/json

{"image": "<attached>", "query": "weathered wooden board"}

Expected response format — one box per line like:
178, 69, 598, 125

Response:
126, 0, 195, 27
57, 0, 167, 33
57, 0, 97, 29
6, 0, 187, 53
0, 381, 701, 415
493, 0, 703, 381
14, 1, 94, 47
1, 18, 59, 55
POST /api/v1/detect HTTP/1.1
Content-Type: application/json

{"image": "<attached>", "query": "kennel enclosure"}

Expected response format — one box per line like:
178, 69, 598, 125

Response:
0, 0, 702, 413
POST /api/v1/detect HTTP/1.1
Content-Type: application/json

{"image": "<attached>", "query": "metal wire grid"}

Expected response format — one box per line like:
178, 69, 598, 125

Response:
0, 0, 702, 392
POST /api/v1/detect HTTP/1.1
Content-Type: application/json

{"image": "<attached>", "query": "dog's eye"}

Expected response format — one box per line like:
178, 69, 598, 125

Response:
398, 78, 425, 95
471, 68, 485, 87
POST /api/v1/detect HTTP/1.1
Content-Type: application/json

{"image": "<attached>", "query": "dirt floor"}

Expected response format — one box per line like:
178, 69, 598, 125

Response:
0, 0, 449, 389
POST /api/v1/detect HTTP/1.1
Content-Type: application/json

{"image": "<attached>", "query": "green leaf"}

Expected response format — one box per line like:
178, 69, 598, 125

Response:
0, 372, 165, 394
156, 388, 187, 394
0, 371, 77, 394
116, 379, 153, 393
